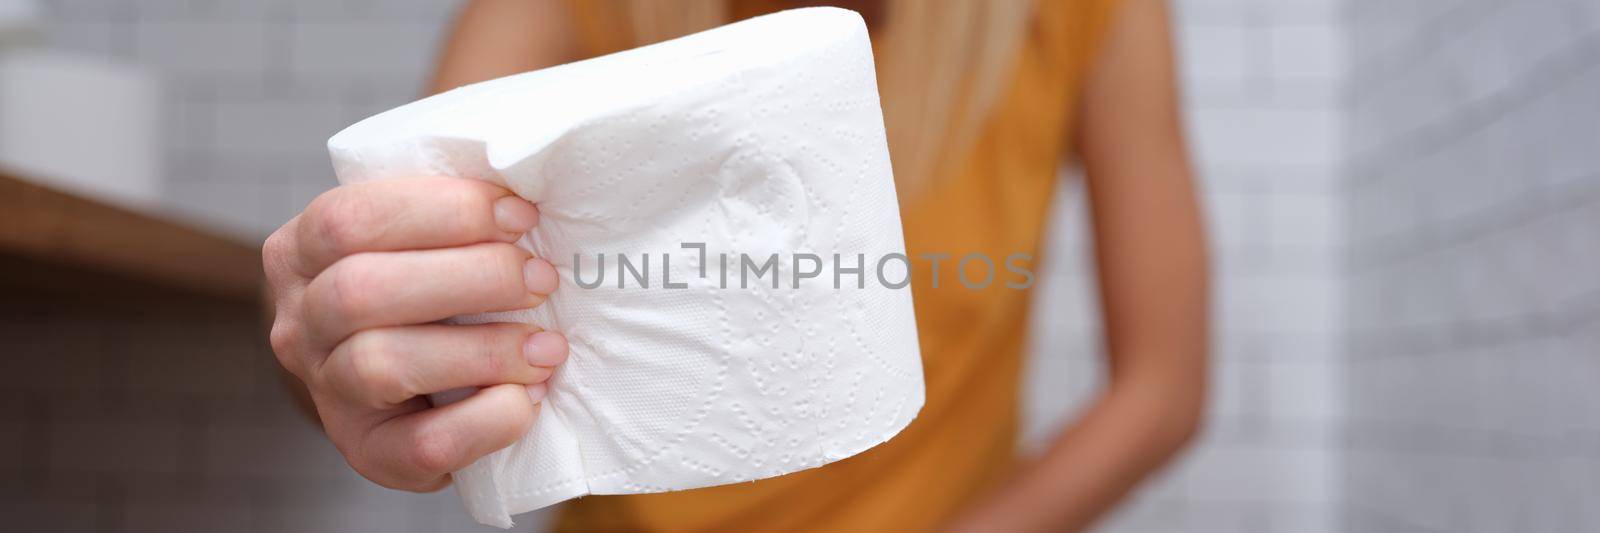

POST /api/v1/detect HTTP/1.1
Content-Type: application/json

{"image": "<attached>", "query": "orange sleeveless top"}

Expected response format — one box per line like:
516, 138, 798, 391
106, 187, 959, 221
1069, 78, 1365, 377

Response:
555, 1, 1123, 531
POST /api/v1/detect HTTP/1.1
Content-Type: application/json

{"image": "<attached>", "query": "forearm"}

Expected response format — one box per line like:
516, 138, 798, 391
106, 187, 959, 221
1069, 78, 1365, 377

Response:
946, 356, 1204, 532
950, 1, 1209, 527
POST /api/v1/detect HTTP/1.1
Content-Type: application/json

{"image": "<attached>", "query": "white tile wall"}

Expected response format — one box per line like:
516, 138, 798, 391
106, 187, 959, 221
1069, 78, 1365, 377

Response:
37, 0, 459, 239
1343, 0, 1600, 531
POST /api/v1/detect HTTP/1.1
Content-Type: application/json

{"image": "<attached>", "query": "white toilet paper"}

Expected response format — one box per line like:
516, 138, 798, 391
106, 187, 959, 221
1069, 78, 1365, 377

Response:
327, 8, 923, 528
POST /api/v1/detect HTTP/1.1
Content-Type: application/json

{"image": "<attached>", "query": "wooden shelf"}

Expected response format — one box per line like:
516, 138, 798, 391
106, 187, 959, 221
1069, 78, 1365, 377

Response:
0, 170, 263, 304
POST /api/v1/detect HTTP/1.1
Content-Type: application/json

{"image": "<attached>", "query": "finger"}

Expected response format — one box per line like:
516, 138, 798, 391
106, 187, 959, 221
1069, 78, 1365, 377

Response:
302, 243, 559, 347
322, 323, 570, 409
296, 177, 540, 276
263, 215, 307, 291
265, 219, 313, 377
360, 383, 539, 491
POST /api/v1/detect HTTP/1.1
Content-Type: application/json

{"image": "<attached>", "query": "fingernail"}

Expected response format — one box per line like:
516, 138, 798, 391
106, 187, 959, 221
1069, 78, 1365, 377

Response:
523, 331, 569, 367
523, 258, 559, 294
493, 196, 540, 234
526, 383, 548, 404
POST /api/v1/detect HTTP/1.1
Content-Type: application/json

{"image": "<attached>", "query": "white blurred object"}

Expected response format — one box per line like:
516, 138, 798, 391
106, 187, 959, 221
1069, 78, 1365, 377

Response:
0, 0, 41, 45
0, 49, 162, 208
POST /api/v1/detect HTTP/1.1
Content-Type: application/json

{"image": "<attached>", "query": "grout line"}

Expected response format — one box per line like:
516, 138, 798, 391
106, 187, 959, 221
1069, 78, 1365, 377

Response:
1346, 287, 1600, 360
1350, 169, 1600, 269
1340, 416, 1593, 459
1349, 29, 1600, 181
1347, 1, 1511, 89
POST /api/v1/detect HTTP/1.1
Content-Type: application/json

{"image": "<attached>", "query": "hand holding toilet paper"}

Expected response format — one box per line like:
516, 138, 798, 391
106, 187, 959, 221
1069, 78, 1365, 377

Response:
326, 8, 923, 528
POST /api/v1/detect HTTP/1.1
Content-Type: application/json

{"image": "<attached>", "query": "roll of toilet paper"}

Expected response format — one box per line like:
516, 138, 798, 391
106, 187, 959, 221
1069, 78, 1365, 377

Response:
327, 8, 923, 528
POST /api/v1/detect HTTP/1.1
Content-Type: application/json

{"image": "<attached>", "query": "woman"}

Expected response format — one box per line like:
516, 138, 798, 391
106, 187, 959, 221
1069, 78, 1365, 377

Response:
262, 0, 1208, 530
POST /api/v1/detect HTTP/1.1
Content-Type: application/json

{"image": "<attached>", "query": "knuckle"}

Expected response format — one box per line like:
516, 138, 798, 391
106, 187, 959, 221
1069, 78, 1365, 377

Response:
505, 398, 537, 433
488, 244, 532, 290
482, 324, 532, 377
481, 334, 510, 379
268, 320, 297, 355
262, 225, 293, 265
459, 325, 511, 382
439, 179, 481, 211
334, 433, 410, 491
451, 183, 501, 235
268, 321, 305, 372
407, 425, 460, 474
342, 335, 406, 407
337, 448, 373, 478
324, 258, 383, 322
308, 189, 380, 256
347, 455, 434, 493
489, 384, 537, 432
262, 223, 303, 286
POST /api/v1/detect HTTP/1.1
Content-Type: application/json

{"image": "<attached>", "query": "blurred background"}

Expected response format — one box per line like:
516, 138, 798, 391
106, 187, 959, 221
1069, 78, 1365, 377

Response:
1, 0, 1596, 531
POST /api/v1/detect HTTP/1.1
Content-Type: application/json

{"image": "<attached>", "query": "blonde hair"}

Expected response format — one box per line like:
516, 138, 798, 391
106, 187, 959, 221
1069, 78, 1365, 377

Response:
615, 0, 1035, 199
